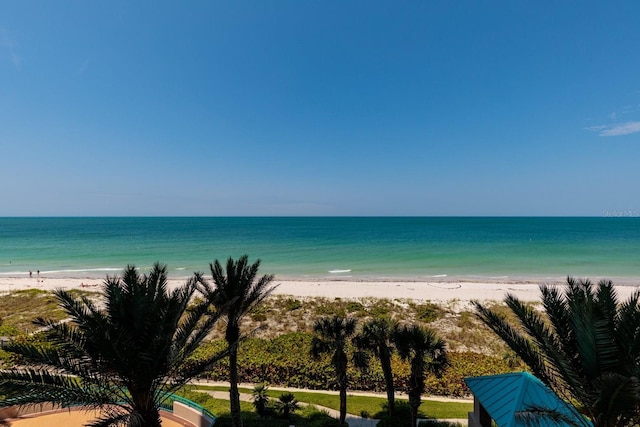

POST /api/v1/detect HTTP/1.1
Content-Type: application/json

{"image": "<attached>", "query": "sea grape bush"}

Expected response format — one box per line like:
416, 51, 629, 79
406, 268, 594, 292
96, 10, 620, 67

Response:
190, 332, 514, 396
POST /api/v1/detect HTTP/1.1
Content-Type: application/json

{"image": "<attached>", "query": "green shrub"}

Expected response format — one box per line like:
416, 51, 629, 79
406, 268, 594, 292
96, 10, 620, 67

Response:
368, 300, 392, 319
314, 299, 346, 317
0, 324, 19, 336
375, 401, 416, 427
194, 333, 515, 396
456, 311, 475, 329
346, 301, 364, 313
284, 298, 303, 311
251, 313, 267, 322
412, 302, 443, 323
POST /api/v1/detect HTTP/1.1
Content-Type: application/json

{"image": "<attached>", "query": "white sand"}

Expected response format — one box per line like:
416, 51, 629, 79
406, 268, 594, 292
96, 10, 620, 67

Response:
2, 275, 639, 304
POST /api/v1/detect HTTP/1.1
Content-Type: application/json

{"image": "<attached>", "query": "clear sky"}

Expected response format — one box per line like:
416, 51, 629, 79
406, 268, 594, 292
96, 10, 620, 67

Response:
1, 1, 639, 216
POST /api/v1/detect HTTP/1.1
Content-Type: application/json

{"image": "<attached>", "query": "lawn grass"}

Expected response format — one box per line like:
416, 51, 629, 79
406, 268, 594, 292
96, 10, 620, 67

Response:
193, 385, 472, 419
178, 389, 342, 427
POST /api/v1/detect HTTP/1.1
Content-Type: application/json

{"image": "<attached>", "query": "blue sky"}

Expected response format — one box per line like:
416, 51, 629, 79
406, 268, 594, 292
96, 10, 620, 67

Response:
1, 1, 639, 216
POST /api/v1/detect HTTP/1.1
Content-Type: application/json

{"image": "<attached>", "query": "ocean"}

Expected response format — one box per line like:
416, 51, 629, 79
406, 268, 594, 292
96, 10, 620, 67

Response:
1, 217, 639, 283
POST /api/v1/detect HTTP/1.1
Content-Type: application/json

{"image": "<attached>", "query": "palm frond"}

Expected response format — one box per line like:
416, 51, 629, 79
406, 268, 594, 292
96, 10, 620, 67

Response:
515, 405, 591, 427
1, 264, 224, 427
473, 300, 551, 383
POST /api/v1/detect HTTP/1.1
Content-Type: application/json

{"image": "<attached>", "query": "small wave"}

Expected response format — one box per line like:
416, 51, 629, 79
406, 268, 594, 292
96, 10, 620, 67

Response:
329, 269, 351, 274
0, 268, 121, 276
175, 267, 186, 271
0, 271, 31, 276
41, 268, 121, 274
430, 274, 448, 278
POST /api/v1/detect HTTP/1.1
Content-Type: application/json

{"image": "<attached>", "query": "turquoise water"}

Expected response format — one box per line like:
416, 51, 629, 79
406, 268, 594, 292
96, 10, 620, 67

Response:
1, 217, 639, 281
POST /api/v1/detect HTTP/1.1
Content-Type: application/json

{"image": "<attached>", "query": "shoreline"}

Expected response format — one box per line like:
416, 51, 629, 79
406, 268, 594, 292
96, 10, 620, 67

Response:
2, 275, 640, 304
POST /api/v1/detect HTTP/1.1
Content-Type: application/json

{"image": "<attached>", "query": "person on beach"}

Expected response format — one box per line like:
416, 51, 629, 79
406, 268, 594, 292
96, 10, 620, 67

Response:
29, 271, 32, 278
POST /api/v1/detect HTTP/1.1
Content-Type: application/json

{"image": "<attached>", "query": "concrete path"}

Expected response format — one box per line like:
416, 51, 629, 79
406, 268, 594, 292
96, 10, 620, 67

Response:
192, 381, 471, 427
197, 388, 378, 427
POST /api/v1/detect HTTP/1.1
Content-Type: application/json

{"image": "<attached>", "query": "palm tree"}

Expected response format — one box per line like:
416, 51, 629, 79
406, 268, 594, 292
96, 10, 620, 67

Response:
275, 392, 299, 421
251, 383, 269, 417
393, 324, 449, 427
311, 316, 368, 426
354, 317, 398, 415
473, 278, 640, 427
0, 264, 225, 427
199, 255, 277, 427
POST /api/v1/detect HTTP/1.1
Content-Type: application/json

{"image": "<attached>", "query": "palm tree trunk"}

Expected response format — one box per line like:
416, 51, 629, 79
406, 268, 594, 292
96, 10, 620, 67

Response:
339, 380, 347, 426
130, 386, 162, 427
380, 349, 395, 415
410, 404, 418, 427
337, 362, 348, 426
229, 342, 243, 427
138, 406, 162, 427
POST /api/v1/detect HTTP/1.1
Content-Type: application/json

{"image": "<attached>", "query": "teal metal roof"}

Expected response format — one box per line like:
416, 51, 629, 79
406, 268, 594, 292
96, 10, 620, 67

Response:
464, 372, 591, 427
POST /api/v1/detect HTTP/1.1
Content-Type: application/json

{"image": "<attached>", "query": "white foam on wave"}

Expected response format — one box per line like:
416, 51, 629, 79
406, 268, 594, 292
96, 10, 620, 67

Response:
175, 267, 186, 271
430, 274, 448, 278
41, 268, 121, 274
0, 271, 31, 276
329, 269, 351, 274
0, 268, 121, 275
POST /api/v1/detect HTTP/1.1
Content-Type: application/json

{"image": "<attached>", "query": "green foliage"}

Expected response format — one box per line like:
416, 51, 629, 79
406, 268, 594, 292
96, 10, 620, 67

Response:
376, 401, 417, 427
456, 311, 475, 329
425, 352, 513, 396
195, 384, 472, 420
250, 312, 268, 322
411, 302, 444, 323
474, 277, 640, 427
314, 299, 347, 317
0, 289, 69, 335
393, 324, 449, 427
311, 316, 363, 425
346, 301, 364, 313
284, 298, 303, 311
368, 299, 393, 319
275, 392, 299, 420
0, 324, 19, 336
196, 391, 340, 427
252, 383, 270, 417
195, 332, 512, 397
0, 264, 225, 427
200, 255, 277, 427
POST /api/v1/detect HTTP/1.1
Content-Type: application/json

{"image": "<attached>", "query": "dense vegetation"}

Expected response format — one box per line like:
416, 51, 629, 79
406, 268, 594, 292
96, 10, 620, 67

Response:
5, 272, 637, 427
0, 291, 518, 398
189, 333, 513, 397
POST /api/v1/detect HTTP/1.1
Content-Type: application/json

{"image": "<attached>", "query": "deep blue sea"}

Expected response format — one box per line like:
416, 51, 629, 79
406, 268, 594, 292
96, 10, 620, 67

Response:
1, 217, 640, 282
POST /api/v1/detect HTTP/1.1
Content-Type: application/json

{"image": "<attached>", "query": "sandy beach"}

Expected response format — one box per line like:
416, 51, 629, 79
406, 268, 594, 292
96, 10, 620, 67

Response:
2, 275, 640, 304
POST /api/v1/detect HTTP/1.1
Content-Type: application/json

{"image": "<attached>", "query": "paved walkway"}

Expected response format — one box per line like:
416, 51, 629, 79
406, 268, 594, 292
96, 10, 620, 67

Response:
197, 388, 378, 427
192, 381, 471, 427
192, 380, 473, 403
